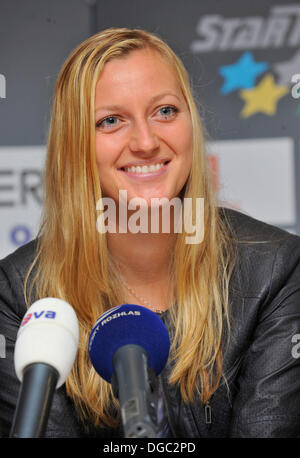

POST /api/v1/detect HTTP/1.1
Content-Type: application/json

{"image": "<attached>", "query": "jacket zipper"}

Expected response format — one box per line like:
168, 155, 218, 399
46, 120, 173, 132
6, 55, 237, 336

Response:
205, 401, 212, 425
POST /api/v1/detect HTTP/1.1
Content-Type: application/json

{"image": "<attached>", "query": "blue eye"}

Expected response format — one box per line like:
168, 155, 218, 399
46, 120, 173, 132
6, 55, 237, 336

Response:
96, 116, 119, 129
158, 106, 178, 118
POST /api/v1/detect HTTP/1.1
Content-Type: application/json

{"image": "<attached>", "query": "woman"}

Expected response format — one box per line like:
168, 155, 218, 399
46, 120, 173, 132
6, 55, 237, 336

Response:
1, 28, 300, 438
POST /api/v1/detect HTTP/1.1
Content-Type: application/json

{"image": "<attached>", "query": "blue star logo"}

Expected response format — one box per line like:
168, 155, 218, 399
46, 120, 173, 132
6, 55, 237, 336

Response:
219, 52, 269, 94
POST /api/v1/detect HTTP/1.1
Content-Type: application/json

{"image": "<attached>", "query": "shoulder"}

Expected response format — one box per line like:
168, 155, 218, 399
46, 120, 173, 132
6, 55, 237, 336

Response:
220, 207, 300, 298
0, 239, 37, 285
220, 206, 294, 243
0, 239, 38, 317
0, 239, 37, 274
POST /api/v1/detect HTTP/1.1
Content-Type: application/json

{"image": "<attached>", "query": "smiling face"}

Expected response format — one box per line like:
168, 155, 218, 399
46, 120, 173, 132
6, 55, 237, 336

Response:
94, 48, 193, 205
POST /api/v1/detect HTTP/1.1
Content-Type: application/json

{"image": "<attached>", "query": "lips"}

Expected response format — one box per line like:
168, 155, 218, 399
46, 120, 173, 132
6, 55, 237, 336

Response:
118, 159, 171, 180
119, 159, 170, 174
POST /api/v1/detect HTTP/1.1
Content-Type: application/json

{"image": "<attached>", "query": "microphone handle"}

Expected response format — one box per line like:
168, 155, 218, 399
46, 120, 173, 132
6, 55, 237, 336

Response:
10, 362, 58, 438
112, 344, 157, 438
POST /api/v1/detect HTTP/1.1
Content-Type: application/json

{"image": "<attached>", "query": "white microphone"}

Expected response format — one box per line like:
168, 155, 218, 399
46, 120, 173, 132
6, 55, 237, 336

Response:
10, 298, 79, 438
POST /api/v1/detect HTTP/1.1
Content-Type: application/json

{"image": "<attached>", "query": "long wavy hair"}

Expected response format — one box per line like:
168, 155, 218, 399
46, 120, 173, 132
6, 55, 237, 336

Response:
25, 28, 235, 428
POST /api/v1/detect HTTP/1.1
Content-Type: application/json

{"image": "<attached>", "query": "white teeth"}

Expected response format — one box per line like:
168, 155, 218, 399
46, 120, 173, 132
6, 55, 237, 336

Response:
125, 162, 165, 173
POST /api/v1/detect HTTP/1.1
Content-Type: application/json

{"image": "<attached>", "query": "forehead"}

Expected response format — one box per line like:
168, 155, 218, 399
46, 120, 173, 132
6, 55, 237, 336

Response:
95, 48, 182, 101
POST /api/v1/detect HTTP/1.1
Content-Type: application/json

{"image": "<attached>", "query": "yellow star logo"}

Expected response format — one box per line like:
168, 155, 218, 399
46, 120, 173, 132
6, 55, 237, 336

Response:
239, 74, 289, 118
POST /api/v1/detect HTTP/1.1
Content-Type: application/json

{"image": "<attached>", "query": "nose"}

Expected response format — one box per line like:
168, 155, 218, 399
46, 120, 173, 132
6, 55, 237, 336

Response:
128, 119, 159, 156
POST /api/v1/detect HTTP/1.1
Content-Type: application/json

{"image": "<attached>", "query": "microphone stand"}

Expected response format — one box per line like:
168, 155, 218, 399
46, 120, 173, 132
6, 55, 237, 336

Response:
10, 363, 58, 438
112, 344, 158, 438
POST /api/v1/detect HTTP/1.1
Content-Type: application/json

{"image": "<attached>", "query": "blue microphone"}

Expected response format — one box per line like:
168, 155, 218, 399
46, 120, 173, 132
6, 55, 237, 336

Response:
88, 304, 170, 438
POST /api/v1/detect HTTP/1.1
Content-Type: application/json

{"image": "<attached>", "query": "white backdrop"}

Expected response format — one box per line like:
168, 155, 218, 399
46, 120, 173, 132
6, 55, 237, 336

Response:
0, 146, 46, 258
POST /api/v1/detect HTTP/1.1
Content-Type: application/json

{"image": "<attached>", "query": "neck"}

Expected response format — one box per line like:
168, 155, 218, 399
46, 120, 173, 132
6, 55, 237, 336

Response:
108, 231, 176, 312
105, 204, 178, 312
107, 230, 176, 281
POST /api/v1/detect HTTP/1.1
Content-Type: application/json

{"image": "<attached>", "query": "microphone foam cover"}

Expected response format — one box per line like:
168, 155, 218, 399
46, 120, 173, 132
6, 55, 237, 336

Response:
14, 298, 79, 388
89, 304, 170, 382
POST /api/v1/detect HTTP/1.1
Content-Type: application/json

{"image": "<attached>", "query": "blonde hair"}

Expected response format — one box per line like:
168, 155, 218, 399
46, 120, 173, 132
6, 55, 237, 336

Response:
25, 28, 235, 428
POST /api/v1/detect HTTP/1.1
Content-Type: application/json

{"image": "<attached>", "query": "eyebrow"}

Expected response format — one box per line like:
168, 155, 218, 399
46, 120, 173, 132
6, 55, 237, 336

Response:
94, 92, 182, 114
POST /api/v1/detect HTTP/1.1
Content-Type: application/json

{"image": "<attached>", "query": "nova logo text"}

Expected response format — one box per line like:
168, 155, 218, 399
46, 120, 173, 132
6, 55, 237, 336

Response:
21, 310, 56, 327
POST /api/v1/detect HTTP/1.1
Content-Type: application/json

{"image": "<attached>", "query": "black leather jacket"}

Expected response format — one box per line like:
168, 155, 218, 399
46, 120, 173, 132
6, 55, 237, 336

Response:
1, 208, 300, 438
